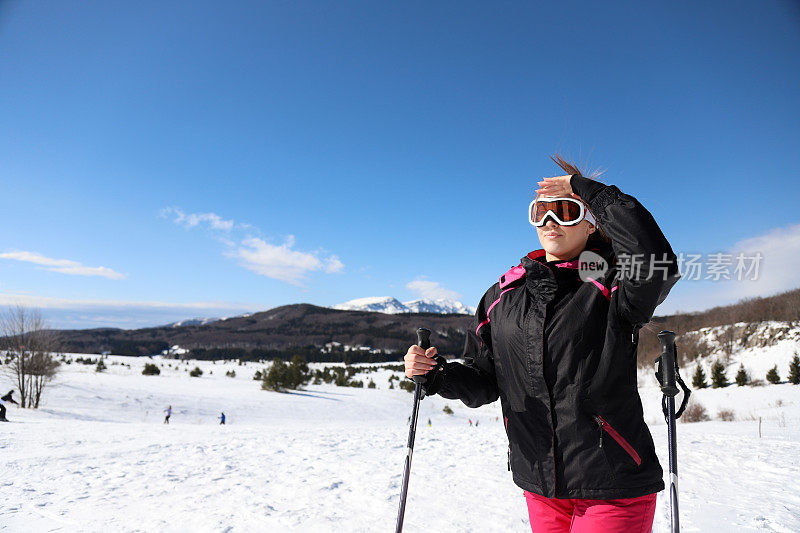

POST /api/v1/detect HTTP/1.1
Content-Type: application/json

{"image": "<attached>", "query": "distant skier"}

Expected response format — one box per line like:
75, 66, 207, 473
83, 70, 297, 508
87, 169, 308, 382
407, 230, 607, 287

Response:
468, 418, 472, 427
475, 420, 479, 427
164, 405, 172, 424
0, 390, 19, 421
427, 418, 431, 427
219, 412, 226, 425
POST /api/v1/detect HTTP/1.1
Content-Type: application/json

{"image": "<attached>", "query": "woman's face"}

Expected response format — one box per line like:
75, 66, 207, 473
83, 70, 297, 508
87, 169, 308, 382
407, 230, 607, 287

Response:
536, 218, 595, 261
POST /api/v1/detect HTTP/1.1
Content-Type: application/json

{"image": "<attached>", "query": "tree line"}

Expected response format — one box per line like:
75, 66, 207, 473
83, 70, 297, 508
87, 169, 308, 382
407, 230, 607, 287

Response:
637, 287, 800, 367
691, 354, 800, 388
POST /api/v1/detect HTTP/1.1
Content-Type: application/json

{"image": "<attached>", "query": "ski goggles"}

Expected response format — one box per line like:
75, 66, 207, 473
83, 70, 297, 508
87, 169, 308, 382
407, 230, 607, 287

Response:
529, 197, 596, 227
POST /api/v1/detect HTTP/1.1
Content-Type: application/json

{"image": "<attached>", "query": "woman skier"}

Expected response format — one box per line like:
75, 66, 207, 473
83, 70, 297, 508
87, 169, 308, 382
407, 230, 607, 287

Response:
405, 156, 680, 532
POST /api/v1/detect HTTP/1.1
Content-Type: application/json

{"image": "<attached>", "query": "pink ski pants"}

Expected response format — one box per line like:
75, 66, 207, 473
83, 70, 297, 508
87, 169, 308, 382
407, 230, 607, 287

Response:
524, 491, 657, 533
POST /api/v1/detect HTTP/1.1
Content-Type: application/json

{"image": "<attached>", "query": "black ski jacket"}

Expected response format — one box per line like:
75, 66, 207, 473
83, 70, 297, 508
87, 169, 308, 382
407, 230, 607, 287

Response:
425, 175, 680, 499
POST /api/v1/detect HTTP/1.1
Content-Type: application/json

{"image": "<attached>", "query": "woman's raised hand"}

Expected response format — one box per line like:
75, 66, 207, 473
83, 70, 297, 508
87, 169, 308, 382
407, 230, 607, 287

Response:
404, 344, 438, 378
535, 175, 581, 200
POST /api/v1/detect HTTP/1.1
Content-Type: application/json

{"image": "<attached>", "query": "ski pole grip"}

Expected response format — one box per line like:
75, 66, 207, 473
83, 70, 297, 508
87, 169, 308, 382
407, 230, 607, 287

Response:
657, 330, 679, 396
414, 328, 432, 385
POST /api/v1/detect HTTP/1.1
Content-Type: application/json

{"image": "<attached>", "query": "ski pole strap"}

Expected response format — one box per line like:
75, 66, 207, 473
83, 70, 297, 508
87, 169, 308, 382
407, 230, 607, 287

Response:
673, 369, 691, 418
658, 354, 692, 419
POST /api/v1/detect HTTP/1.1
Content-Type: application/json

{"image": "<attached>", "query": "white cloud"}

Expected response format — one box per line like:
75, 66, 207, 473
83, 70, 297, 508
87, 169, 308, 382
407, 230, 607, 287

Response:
229, 236, 345, 286
0, 292, 264, 330
162, 207, 234, 231
728, 223, 800, 296
161, 208, 345, 285
406, 278, 462, 301
0, 251, 125, 280
324, 256, 345, 273
657, 222, 800, 315
0, 292, 252, 311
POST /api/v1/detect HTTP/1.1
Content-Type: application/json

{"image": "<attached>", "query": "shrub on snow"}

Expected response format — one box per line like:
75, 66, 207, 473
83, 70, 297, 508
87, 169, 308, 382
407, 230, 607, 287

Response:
682, 400, 711, 423
142, 363, 160, 376
717, 408, 735, 422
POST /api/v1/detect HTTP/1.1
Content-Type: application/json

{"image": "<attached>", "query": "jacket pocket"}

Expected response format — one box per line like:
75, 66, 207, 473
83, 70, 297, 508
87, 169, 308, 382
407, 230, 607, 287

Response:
593, 415, 642, 466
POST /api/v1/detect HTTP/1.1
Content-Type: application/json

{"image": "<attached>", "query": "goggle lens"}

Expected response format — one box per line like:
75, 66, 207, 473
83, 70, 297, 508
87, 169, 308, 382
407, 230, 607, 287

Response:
532, 199, 583, 225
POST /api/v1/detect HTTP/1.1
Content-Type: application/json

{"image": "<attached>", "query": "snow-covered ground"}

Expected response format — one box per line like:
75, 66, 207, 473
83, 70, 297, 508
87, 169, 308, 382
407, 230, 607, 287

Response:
2, 354, 799, 532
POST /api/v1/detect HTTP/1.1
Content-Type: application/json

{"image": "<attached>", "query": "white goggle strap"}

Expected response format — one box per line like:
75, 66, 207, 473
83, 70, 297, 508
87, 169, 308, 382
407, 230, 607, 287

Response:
584, 208, 596, 227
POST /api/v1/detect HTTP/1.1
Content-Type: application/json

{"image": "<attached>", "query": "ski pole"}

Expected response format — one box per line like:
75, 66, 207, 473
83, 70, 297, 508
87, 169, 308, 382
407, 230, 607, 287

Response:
656, 330, 691, 533
395, 327, 431, 533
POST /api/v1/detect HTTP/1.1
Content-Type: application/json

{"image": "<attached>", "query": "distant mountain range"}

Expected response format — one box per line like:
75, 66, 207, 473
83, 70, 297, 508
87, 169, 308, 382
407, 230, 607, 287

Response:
332, 296, 475, 316
53, 288, 800, 367
159, 297, 475, 329
60, 303, 473, 359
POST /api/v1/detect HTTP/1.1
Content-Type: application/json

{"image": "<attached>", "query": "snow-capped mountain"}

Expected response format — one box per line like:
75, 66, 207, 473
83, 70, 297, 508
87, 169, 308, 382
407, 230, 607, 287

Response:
165, 317, 220, 328
332, 296, 475, 315
332, 297, 408, 314
403, 299, 475, 315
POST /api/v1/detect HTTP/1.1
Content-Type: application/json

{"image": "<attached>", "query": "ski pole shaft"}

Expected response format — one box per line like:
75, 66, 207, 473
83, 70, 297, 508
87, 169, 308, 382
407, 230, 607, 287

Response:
665, 395, 679, 533
658, 330, 680, 533
395, 327, 431, 533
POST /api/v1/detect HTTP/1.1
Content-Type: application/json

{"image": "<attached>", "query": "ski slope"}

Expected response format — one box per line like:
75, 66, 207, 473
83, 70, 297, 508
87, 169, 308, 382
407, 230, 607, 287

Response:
2, 355, 799, 532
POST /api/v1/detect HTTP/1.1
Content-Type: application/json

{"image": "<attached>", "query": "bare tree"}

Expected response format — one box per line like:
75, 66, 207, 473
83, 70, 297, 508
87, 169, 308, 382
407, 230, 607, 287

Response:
0, 305, 60, 408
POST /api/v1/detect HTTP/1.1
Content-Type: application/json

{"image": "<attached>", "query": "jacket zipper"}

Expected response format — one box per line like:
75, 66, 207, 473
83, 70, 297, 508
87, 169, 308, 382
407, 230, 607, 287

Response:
541, 299, 557, 497
593, 415, 642, 466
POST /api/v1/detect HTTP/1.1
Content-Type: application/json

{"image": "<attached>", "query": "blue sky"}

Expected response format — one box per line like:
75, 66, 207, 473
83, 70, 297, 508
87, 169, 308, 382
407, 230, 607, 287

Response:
1, 1, 799, 329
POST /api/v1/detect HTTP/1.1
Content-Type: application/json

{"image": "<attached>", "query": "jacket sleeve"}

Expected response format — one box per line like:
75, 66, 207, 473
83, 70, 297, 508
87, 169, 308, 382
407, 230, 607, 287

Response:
426, 287, 500, 408
571, 174, 681, 326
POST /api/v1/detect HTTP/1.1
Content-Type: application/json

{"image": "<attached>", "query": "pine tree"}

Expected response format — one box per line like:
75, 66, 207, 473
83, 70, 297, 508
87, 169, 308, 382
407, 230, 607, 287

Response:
692, 364, 708, 389
288, 355, 311, 389
262, 356, 310, 391
710, 360, 729, 388
788, 354, 800, 385
262, 359, 289, 391
735, 364, 749, 387
766, 365, 781, 384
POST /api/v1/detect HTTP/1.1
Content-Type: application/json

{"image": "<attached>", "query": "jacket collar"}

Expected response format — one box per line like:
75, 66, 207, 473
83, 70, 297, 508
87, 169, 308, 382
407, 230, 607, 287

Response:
520, 242, 615, 279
